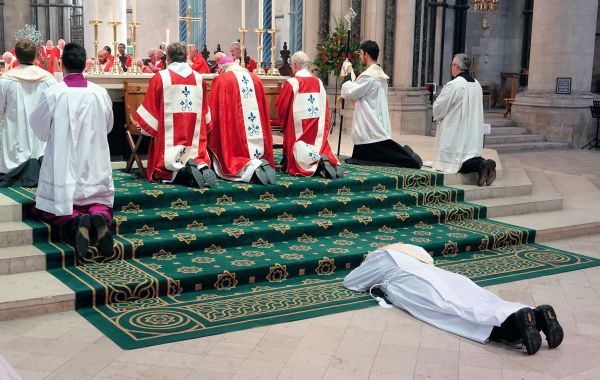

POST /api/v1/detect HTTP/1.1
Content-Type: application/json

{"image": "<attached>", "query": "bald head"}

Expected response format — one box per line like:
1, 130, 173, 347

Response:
98, 49, 109, 64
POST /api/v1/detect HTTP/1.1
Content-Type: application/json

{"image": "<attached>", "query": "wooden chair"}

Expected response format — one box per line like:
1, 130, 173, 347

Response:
504, 98, 515, 118
481, 85, 493, 110
123, 81, 149, 176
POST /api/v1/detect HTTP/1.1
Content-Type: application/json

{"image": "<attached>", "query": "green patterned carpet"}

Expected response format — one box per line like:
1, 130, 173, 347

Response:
1, 157, 598, 349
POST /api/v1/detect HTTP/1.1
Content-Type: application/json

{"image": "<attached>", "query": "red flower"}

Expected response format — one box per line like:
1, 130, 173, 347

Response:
341, 52, 346, 58
333, 53, 338, 58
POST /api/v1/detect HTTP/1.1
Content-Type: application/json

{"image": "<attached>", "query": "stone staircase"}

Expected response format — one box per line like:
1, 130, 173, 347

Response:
1, 157, 599, 322
484, 111, 571, 153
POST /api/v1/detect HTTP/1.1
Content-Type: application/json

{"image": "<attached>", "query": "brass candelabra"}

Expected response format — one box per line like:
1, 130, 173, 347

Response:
89, 20, 103, 75
238, 27, 248, 69
128, 22, 142, 75
108, 21, 123, 75
254, 28, 266, 75
267, 28, 280, 76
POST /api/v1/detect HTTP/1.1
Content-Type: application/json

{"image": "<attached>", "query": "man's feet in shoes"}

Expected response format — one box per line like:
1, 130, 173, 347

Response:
91, 214, 114, 257
317, 156, 337, 179
70, 214, 91, 259
335, 164, 344, 178
515, 307, 542, 355
403, 145, 423, 168
535, 305, 564, 349
252, 166, 269, 185
260, 159, 277, 184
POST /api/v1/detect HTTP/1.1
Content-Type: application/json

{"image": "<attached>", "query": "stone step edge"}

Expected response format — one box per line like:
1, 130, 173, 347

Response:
475, 192, 563, 218
0, 245, 46, 276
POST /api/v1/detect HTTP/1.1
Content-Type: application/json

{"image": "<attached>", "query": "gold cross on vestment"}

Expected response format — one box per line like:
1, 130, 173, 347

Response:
177, 5, 204, 63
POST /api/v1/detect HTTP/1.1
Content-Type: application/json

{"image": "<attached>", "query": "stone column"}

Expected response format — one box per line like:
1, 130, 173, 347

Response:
302, 0, 321, 60
362, 0, 385, 44
512, 0, 599, 147
83, 0, 127, 59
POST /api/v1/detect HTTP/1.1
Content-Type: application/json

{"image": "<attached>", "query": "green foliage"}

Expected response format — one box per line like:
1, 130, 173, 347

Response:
15, 24, 43, 46
313, 22, 361, 78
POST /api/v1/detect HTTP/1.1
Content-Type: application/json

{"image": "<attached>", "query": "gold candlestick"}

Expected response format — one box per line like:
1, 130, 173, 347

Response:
128, 22, 142, 75
254, 28, 266, 75
267, 28, 280, 76
108, 21, 123, 75
89, 20, 103, 75
238, 27, 248, 69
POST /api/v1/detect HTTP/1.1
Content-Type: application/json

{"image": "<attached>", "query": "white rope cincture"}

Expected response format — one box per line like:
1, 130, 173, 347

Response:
369, 282, 393, 309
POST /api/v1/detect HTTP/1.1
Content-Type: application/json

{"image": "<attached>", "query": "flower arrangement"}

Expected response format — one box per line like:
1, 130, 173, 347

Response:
15, 24, 43, 46
313, 21, 361, 79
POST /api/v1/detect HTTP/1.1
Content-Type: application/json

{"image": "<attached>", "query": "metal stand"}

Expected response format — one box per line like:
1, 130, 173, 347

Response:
108, 21, 123, 75
89, 20, 103, 75
582, 104, 600, 149
335, 8, 357, 156
238, 27, 248, 68
267, 28, 279, 75
128, 22, 142, 75
255, 28, 266, 75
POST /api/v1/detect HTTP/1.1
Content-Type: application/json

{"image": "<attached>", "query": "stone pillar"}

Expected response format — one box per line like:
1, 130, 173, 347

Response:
512, 0, 599, 147
362, 0, 385, 44
302, 1, 321, 60
83, 0, 127, 59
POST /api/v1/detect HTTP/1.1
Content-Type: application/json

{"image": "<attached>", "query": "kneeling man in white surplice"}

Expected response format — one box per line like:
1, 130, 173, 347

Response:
344, 244, 564, 355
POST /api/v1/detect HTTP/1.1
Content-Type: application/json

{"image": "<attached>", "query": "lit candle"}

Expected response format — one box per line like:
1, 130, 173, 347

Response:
94, 0, 98, 20
111, 2, 116, 21
241, 0, 246, 29
132, 0, 136, 24
166, 29, 170, 44
258, 0, 263, 29
271, 0, 276, 29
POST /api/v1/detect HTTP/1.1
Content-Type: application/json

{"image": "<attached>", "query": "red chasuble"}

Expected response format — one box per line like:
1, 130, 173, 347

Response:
208, 67, 274, 181
134, 62, 212, 182
192, 54, 210, 74
275, 69, 338, 176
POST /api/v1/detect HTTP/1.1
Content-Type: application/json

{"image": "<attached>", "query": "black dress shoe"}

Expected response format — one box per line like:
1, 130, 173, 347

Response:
253, 166, 269, 185
72, 214, 91, 259
477, 161, 487, 187
200, 167, 218, 188
260, 159, 277, 184
485, 160, 497, 186
335, 165, 344, 178
91, 214, 113, 257
535, 305, 564, 349
403, 145, 423, 168
317, 156, 336, 179
515, 307, 542, 355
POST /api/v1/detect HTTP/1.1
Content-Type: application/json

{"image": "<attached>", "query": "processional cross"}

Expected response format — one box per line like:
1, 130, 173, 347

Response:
177, 5, 204, 64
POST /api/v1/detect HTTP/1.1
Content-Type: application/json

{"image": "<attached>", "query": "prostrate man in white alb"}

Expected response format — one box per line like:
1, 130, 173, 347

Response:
432, 53, 496, 186
344, 244, 564, 355
30, 43, 115, 259
0, 39, 56, 186
275, 51, 342, 178
340, 40, 422, 169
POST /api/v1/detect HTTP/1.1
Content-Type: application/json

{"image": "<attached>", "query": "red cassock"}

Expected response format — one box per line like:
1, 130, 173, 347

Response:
116, 54, 133, 68
208, 68, 274, 182
275, 69, 338, 176
192, 54, 210, 74
245, 57, 257, 73
102, 60, 114, 73
134, 63, 212, 182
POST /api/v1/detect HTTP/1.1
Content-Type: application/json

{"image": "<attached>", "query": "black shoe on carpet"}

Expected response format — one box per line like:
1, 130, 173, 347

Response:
200, 167, 218, 188
403, 145, 423, 168
317, 157, 337, 179
73, 214, 91, 259
335, 165, 344, 178
185, 159, 205, 188
91, 214, 113, 257
515, 307, 542, 355
485, 160, 497, 186
253, 167, 269, 185
535, 305, 564, 349
260, 160, 277, 184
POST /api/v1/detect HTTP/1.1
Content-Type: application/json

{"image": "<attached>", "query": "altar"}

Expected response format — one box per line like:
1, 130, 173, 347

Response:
86, 73, 289, 161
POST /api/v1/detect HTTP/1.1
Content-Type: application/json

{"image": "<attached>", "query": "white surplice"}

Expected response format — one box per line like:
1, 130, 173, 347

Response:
29, 78, 114, 216
0, 65, 56, 173
341, 64, 391, 145
343, 247, 527, 343
432, 75, 484, 173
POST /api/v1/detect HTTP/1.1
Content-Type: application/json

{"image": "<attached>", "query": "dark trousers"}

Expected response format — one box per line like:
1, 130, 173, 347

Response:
458, 157, 485, 174
346, 140, 421, 169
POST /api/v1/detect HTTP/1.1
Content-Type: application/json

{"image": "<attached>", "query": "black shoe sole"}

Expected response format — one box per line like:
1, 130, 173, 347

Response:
485, 160, 497, 186
515, 307, 542, 355
200, 167, 218, 188
260, 160, 277, 184
535, 305, 564, 349
74, 214, 91, 259
318, 157, 337, 179
403, 145, 423, 168
91, 214, 113, 257
253, 167, 269, 185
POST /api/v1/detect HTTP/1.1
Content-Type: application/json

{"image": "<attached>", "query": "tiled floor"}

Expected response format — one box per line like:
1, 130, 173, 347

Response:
1, 146, 600, 380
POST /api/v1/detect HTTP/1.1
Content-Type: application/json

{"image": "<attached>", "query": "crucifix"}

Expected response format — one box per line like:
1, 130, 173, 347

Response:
177, 5, 204, 64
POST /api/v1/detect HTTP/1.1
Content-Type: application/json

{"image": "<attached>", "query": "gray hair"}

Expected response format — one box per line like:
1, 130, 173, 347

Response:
167, 42, 187, 63
452, 53, 471, 71
229, 41, 241, 50
290, 51, 311, 70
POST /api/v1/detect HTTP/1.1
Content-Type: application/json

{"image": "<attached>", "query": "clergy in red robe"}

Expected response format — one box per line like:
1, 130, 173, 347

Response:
208, 57, 275, 185
134, 42, 216, 188
229, 41, 257, 73
190, 44, 210, 74
98, 49, 113, 73
276, 51, 342, 178
116, 43, 132, 72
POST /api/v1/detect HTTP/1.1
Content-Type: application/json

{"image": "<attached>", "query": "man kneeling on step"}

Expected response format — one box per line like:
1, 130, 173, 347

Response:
30, 43, 115, 259
344, 243, 564, 355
